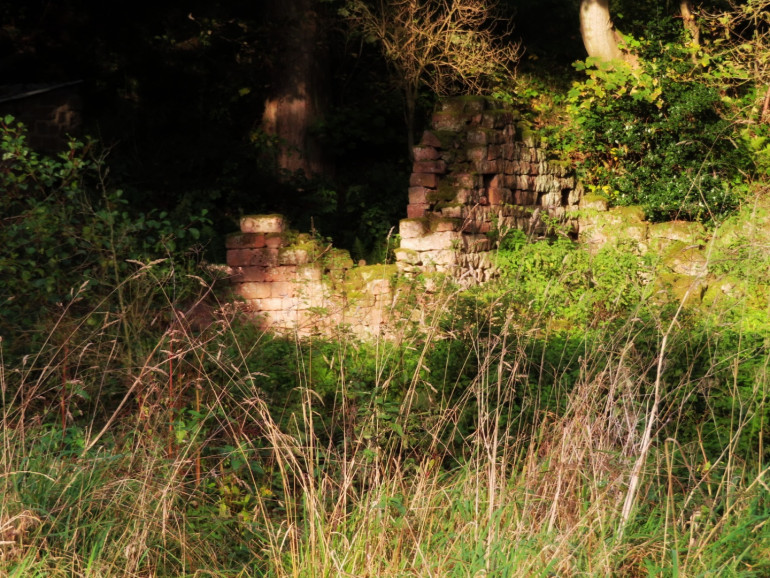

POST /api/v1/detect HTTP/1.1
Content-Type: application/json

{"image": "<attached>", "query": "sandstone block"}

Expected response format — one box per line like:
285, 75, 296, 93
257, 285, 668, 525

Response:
297, 264, 323, 281
278, 248, 309, 266
420, 130, 443, 148
467, 129, 491, 145
488, 188, 512, 205
580, 195, 609, 211
441, 205, 463, 218
514, 190, 537, 205
535, 174, 561, 194
408, 186, 430, 205
407, 204, 429, 218
264, 265, 298, 282
241, 214, 285, 234
235, 282, 271, 300
265, 234, 285, 249
394, 248, 421, 265
432, 112, 471, 131
476, 160, 499, 174
227, 248, 279, 267
413, 160, 447, 174
413, 146, 440, 161
226, 232, 266, 249
467, 146, 488, 162
400, 218, 429, 239
487, 145, 500, 161
433, 218, 460, 232
231, 266, 269, 283
410, 173, 438, 188
271, 281, 295, 298
399, 231, 462, 251
421, 249, 457, 266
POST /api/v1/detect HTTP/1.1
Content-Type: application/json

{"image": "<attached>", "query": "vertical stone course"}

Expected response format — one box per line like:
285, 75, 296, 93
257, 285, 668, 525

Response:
397, 96, 580, 283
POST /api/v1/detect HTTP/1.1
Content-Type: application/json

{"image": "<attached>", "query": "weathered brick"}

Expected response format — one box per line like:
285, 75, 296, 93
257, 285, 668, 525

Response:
265, 234, 285, 249
407, 204, 429, 218
264, 265, 298, 282
227, 248, 279, 267
235, 282, 271, 299
271, 282, 295, 298
413, 146, 440, 161
409, 173, 438, 188
240, 214, 285, 234
408, 186, 430, 205
226, 232, 266, 249
420, 130, 443, 148
231, 266, 269, 283
399, 231, 461, 251
400, 218, 429, 238
467, 146, 488, 162
412, 160, 447, 174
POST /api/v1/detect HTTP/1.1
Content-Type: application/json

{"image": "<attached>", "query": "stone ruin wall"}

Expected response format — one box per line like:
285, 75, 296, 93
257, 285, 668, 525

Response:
226, 214, 398, 338
226, 97, 583, 336
396, 96, 580, 283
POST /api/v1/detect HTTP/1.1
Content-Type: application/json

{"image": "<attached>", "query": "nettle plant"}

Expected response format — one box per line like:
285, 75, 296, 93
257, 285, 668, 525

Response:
567, 35, 752, 222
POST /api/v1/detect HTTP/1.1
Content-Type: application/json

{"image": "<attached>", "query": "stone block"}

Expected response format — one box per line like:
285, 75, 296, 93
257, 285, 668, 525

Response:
408, 186, 430, 205
231, 266, 269, 283
487, 145, 501, 161
535, 174, 561, 194
226, 232, 266, 249
476, 160, 499, 174
467, 129, 491, 145
264, 265, 298, 282
421, 249, 457, 266
410, 172, 438, 188
399, 231, 462, 251
467, 146, 488, 162
413, 146, 440, 161
441, 205, 463, 218
487, 188, 512, 205
413, 160, 447, 174
400, 218, 429, 239
241, 214, 285, 234
265, 234, 285, 249
394, 248, 421, 265
501, 143, 516, 160
278, 248, 309, 266
514, 190, 537, 205
407, 204, 429, 218
420, 130, 443, 148
433, 218, 460, 232
297, 264, 323, 281
227, 248, 279, 267
271, 281, 295, 298
432, 112, 471, 131
540, 192, 562, 208
235, 282, 271, 300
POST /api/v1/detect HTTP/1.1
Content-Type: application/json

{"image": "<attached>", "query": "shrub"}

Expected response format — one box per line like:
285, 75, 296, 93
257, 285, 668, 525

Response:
567, 28, 752, 222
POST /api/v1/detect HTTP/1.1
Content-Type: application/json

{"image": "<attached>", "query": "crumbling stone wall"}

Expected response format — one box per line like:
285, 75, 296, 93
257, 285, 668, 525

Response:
227, 215, 398, 337
396, 96, 580, 282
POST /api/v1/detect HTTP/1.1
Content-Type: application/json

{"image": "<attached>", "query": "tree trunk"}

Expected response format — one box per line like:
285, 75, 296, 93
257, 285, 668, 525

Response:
579, 0, 624, 62
261, 0, 329, 178
680, 1, 700, 48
